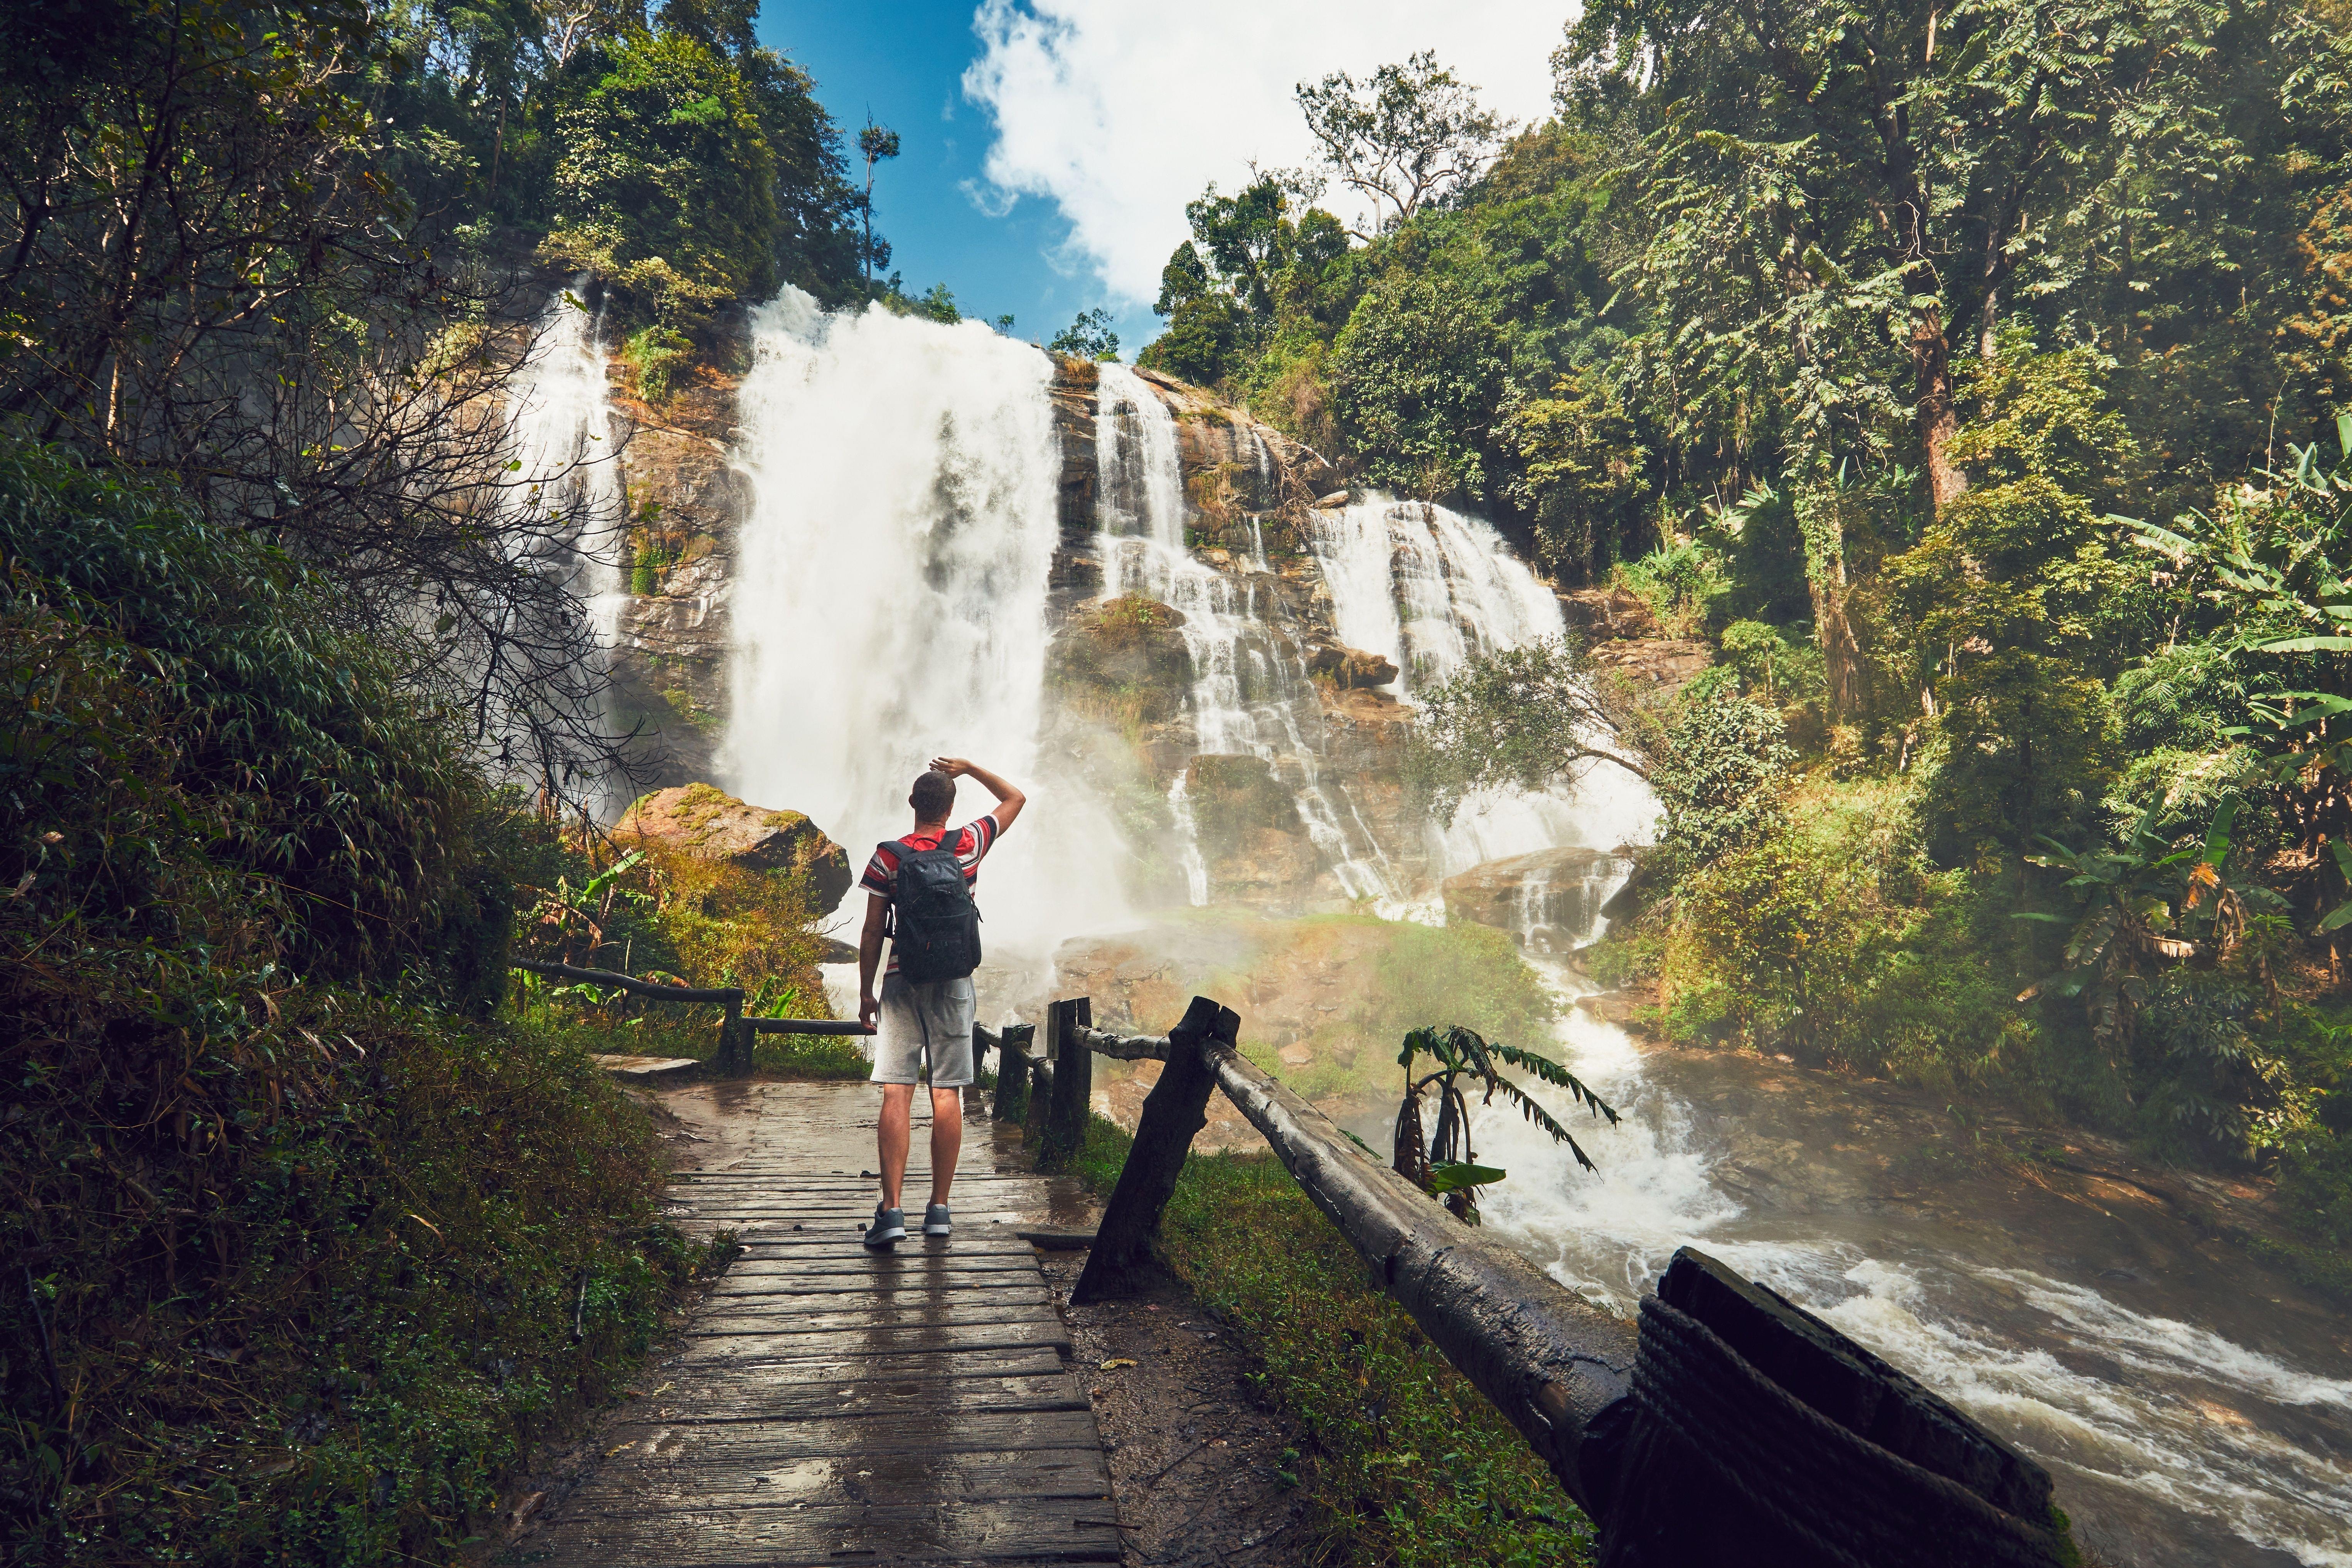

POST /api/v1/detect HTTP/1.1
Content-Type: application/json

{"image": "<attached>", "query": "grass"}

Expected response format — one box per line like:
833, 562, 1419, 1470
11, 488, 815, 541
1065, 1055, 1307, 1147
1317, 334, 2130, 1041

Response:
1066, 1115, 1596, 1567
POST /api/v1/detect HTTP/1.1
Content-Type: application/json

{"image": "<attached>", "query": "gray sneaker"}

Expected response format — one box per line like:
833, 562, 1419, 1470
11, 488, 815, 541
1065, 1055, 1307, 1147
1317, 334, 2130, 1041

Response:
864, 1203, 905, 1248
922, 1202, 952, 1237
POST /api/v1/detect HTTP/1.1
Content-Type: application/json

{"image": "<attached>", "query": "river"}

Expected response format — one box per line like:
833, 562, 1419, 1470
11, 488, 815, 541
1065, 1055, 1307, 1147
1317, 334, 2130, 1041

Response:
1466, 964, 2352, 1568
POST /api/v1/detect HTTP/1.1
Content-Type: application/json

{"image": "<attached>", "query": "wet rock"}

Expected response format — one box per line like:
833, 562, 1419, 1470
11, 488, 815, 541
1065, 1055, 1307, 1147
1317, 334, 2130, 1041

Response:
1586, 636, 1712, 696
1442, 846, 1627, 952
1557, 584, 1660, 640
618, 783, 853, 913
1304, 642, 1400, 689
1051, 595, 1195, 725
1047, 355, 1099, 551
1184, 754, 1321, 899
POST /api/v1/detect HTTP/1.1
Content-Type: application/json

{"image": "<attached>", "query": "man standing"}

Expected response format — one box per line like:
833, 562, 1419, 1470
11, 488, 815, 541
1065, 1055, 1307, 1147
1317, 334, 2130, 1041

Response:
855, 756, 1025, 1247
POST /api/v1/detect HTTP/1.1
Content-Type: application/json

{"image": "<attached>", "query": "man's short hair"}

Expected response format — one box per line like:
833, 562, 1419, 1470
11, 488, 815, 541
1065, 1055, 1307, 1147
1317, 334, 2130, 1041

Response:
910, 770, 956, 821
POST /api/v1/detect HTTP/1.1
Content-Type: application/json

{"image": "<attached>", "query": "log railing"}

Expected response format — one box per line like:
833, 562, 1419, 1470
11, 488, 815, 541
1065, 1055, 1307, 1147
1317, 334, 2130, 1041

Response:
510, 957, 871, 1074
1016, 991, 2077, 1568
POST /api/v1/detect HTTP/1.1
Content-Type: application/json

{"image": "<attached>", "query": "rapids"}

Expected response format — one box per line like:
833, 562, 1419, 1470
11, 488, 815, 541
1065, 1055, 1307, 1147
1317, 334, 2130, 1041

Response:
1461, 951, 2352, 1568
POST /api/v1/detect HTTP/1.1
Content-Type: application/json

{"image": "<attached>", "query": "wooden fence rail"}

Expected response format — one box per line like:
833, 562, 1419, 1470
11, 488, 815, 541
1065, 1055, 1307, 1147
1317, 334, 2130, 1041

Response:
510, 957, 871, 1073
1034, 993, 2078, 1568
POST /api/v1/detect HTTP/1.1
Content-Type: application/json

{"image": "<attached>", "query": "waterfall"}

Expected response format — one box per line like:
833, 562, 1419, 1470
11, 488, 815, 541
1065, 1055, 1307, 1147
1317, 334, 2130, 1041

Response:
489, 284, 628, 807
516, 285, 626, 647
1305, 496, 1654, 876
1093, 365, 1390, 903
725, 291, 1130, 964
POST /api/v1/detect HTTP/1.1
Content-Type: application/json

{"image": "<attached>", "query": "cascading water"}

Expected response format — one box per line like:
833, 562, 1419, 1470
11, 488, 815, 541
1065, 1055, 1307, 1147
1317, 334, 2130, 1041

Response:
1093, 365, 1390, 903
1436, 886, 2352, 1568
492, 285, 630, 807
1306, 496, 1653, 876
515, 285, 627, 647
724, 290, 1130, 972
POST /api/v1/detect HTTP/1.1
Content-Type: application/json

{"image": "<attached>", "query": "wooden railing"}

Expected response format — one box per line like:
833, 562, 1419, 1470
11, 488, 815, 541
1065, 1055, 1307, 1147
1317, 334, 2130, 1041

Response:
1000, 991, 2080, 1568
510, 958, 871, 1073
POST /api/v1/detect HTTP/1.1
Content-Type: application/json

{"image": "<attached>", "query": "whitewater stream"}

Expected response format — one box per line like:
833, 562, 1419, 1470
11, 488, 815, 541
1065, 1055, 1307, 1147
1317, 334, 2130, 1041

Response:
1456, 955, 2352, 1568
541, 293, 2352, 1566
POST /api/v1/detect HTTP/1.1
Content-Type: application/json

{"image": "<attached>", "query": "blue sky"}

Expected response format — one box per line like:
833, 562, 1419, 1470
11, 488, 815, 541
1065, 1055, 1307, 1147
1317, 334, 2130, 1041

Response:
755, 2, 1138, 352
754, 1, 1569, 361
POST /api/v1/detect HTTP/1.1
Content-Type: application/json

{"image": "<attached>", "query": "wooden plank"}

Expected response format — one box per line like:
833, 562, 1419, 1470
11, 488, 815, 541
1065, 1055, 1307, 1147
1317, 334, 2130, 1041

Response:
705, 1279, 1049, 1304
523, 1497, 1123, 1566
720, 1259, 1040, 1282
583, 1409, 1107, 1466
726, 1235, 1039, 1254
682, 1302, 1062, 1337
639, 1345, 1071, 1385
562, 1448, 1112, 1514
671, 1320, 1071, 1366
607, 1372, 1087, 1425
691, 1297, 1053, 1335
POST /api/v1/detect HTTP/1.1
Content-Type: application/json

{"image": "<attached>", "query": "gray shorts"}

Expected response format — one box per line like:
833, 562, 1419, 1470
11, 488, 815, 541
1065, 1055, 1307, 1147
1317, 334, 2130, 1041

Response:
873, 972, 976, 1088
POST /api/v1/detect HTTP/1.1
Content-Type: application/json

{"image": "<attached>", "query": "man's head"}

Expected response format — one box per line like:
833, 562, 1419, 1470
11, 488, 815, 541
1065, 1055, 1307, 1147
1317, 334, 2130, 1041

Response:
909, 769, 956, 824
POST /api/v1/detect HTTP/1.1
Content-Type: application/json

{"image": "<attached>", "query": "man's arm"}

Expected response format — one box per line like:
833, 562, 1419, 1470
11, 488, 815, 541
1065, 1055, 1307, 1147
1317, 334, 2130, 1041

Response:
930, 756, 1025, 833
857, 891, 888, 1030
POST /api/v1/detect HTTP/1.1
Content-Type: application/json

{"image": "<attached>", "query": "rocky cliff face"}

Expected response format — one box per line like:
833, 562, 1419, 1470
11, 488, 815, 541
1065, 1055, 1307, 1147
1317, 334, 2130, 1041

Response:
598, 338, 1687, 911
601, 337, 748, 790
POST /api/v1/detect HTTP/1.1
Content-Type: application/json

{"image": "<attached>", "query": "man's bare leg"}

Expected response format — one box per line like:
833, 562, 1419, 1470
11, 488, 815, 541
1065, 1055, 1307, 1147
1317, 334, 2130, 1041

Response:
877, 1083, 915, 1210
928, 1085, 963, 1206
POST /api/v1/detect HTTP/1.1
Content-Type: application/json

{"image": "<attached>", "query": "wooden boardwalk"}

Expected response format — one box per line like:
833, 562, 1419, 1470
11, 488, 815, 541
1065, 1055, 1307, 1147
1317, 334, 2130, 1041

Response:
524, 1081, 1121, 1566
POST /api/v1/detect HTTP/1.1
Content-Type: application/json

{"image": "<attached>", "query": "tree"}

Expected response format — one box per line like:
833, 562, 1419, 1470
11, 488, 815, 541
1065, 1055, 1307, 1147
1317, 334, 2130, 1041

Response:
1140, 174, 1346, 386
1391, 1025, 1617, 1221
1297, 51, 1509, 239
1563, 0, 2348, 512
857, 120, 900, 292
1881, 344, 2148, 852
548, 30, 785, 322
0, 0, 636, 804
1329, 272, 1510, 498
1048, 308, 1120, 361
1404, 637, 1651, 828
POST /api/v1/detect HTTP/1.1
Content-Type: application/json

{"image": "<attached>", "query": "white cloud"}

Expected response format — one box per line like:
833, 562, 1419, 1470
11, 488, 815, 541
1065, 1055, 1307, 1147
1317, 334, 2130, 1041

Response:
962, 1, 1567, 308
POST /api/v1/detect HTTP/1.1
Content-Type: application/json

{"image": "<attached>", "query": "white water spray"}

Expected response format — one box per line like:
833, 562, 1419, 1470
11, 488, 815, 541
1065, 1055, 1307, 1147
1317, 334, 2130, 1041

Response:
725, 291, 1129, 965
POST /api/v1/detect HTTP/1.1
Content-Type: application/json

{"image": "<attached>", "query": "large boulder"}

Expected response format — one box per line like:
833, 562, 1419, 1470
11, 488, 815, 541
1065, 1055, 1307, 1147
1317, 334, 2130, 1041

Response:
1442, 846, 1628, 953
1304, 641, 1400, 690
618, 783, 853, 914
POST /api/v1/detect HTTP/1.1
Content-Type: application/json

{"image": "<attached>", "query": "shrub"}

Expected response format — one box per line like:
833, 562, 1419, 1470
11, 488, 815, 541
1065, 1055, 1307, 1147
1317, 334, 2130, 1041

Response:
1650, 694, 1794, 877
0, 443, 698, 1560
622, 323, 694, 404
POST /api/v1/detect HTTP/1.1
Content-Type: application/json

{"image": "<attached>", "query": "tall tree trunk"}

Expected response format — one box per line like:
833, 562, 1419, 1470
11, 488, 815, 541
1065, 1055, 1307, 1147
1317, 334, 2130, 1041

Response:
1794, 485, 1867, 725
1914, 306, 1966, 511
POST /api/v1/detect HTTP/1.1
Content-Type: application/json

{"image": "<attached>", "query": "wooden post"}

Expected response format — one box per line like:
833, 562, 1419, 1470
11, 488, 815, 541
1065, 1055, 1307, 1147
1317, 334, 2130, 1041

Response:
1069, 995, 1234, 1304
1038, 997, 1093, 1167
992, 1023, 1033, 1123
718, 992, 746, 1076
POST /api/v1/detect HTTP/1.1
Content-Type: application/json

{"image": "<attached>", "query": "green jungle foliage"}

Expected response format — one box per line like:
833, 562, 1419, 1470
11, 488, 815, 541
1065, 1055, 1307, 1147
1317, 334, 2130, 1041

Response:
1068, 1115, 1596, 1568
0, 444, 722, 1561
1164, 18, 2352, 1278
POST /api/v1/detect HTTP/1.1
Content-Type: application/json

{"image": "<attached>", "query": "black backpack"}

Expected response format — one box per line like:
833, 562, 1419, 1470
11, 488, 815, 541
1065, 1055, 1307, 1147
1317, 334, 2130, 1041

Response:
886, 831, 982, 985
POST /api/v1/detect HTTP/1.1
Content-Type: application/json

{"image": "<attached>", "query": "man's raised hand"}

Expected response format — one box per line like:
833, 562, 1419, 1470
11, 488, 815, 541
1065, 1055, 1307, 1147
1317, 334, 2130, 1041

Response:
929, 756, 971, 778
